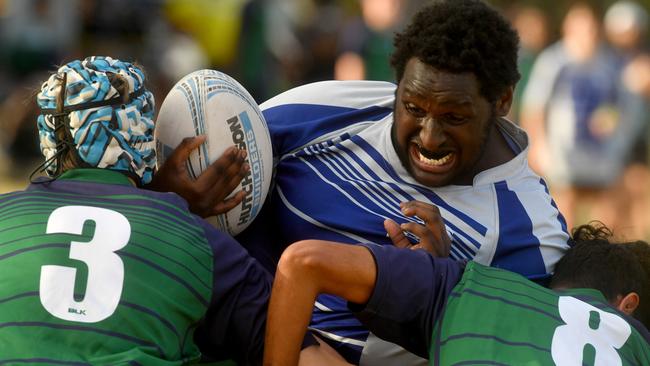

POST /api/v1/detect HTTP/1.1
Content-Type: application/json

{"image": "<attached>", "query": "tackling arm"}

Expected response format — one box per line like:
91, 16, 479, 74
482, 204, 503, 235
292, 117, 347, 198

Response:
263, 240, 377, 366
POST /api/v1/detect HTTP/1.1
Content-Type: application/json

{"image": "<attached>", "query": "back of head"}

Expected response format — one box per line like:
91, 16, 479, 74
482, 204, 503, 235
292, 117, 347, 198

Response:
562, 2, 601, 61
605, 1, 648, 50
550, 223, 647, 320
390, 0, 520, 102
36, 56, 156, 185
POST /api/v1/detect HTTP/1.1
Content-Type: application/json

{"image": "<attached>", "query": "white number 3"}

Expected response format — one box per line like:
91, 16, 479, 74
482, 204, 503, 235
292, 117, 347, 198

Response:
39, 206, 130, 323
551, 296, 631, 366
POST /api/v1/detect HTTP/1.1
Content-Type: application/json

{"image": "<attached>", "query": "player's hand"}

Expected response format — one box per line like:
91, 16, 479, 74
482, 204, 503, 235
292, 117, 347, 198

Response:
148, 135, 250, 218
384, 201, 451, 257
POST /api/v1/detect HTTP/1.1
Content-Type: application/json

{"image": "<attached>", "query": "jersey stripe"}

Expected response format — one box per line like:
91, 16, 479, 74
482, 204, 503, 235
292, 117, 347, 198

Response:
308, 145, 407, 223
0, 193, 210, 256
492, 181, 547, 278
461, 278, 558, 309
120, 301, 181, 340
439, 333, 551, 353
449, 289, 562, 322
277, 186, 371, 243
0, 322, 164, 356
0, 358, 89, 365
538, 178, 569, 234
311, 328, 367, 347
0, 291, 183, 346
351, 135, 489, 236
0, 221, 211, 274
264, 104, 391, 154
118, 252, 209, 307
0, 241, 209, 306
0, 243, 68, 261
126, 241, 211, 290
0, 291, 39, 305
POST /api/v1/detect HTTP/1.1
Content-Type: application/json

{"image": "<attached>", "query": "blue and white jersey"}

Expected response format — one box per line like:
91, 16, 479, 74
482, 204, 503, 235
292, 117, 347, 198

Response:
257, 80, 571, 364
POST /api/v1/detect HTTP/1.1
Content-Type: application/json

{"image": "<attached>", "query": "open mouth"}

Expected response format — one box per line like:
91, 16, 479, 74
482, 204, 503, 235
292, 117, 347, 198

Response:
411, 143, 455, 171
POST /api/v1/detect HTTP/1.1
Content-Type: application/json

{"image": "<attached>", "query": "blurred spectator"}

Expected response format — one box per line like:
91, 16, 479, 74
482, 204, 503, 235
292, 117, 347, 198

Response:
0, 0, 82, 181
521, 2, 642, 233
335, 0, 404, 82
1, 0, 81, 78
164, 0, 246, 69
604, 0, 650, 238
236, 0, 343, 102
334, 51, 366, 80
508, 5, 550, 123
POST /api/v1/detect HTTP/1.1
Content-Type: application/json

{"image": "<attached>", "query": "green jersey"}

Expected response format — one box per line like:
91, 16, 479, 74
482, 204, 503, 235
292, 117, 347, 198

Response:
354, 244, 650, 365
0, 169, 271, 364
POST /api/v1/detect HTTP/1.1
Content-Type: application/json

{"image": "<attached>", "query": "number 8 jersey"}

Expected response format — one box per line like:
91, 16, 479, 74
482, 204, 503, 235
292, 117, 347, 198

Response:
351, 244, 650, 366
0, 169, 271, 365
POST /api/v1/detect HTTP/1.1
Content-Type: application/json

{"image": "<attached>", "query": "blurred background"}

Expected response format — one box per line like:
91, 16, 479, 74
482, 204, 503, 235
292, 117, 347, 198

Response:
0, 0, 648, 240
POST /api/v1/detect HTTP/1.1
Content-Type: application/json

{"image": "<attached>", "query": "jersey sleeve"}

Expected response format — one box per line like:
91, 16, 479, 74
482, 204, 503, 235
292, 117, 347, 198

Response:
349, 244, 465, 358
193, 219, 272, 365
260, 80, 395, 156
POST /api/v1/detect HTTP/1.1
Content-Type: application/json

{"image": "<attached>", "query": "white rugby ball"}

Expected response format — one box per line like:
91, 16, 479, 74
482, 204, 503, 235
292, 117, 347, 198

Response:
155, 69, 273, 236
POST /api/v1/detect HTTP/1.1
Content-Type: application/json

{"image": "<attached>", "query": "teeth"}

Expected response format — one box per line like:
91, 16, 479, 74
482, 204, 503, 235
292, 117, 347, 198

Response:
419, 152, 451, 166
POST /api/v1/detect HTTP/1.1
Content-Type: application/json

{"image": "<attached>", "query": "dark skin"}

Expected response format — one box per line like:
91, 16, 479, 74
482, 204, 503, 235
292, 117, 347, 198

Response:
148, 135, 250, 217
385, 57, 515, 245
153, 57, 516, 245
391, 57, 515, 188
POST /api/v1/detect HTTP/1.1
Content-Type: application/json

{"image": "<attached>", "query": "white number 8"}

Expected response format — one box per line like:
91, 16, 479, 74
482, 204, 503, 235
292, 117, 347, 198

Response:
551, 296, 631, 366
39, 206, 130, 323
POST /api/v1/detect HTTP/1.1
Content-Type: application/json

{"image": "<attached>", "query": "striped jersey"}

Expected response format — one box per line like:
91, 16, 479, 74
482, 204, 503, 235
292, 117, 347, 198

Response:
242, 80, 571, 364
0, 169, 270, 365
354, 244, 650, 365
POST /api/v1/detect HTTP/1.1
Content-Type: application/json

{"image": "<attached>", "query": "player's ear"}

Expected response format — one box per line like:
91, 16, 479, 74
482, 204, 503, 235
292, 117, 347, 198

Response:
615, 292, 640, 315
495, 86, 514, 117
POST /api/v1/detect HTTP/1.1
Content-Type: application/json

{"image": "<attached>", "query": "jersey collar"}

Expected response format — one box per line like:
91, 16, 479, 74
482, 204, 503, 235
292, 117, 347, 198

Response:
57, 168, 136, 187
555, 288, 608, 303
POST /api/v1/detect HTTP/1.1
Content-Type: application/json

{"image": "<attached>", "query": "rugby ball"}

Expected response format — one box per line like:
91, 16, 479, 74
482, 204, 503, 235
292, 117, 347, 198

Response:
155, 69, 272, 236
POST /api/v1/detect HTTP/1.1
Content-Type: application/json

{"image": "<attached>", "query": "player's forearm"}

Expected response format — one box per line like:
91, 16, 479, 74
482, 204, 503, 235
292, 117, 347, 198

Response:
264, 240, 377, 366
264, 245, 320, 366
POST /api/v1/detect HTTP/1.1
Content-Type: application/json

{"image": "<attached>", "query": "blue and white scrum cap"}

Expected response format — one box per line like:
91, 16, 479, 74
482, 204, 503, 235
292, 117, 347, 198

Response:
36, 56, 156, 185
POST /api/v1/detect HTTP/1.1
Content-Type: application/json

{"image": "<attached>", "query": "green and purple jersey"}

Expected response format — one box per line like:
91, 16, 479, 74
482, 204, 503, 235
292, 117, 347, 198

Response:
354, 244, 650, 365
0, 169, 271, 365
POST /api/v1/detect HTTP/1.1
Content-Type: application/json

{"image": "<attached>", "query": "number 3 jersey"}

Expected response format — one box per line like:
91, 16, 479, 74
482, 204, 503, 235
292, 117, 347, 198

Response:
0, 169, 271, 365
352, 244, 650, 365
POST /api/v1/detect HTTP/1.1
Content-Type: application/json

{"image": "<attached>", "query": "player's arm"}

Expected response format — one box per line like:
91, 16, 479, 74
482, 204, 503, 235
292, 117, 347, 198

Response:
194, 220, 276, 364
264, 240, 377, 366
265, 240, 465, 366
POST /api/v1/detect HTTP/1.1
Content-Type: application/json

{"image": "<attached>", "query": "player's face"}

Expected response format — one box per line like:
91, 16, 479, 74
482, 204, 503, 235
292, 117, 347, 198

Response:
392, 58, 496, 187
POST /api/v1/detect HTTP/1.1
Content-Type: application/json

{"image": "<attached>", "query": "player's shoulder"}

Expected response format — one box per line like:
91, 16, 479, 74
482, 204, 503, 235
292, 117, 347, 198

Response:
260, 80, 396, 111
535, 41, 568, 65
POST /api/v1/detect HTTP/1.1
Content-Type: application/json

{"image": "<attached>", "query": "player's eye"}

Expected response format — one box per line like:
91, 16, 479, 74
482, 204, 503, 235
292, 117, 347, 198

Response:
442, 113, 467, 126
404, 102, 426, 118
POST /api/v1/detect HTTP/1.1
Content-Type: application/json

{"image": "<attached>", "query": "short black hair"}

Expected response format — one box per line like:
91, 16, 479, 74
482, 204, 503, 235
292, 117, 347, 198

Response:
551, 223, 647, 317
390, 0, 520, 102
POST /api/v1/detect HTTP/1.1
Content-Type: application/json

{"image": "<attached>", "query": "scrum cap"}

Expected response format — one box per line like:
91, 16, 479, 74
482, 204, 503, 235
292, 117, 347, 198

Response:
36, 56, 156, 185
